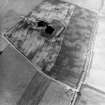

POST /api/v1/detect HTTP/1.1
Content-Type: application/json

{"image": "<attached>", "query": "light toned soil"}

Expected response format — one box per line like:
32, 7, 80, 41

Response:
75, 85, 105, 105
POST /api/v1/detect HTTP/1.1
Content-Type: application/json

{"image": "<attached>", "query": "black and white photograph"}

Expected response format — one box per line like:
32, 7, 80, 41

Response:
3, 0, 97, 88
0, 0, 105, 105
